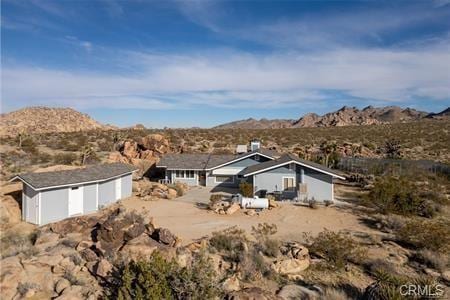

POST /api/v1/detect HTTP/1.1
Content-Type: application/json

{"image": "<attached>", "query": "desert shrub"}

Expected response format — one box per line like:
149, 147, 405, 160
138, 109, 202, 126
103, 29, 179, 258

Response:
308, 198, 318, 209
239, 249, 274, 281
209, 194, 223, 210
209, 226, 248, 262
110, 251, 219, 300
167, 183, 184, 197
363, 269, 442, 300
31, 151, 52, 164
305, 230, 366, 269
239, 182, 253, 197
0, 230, 37, 258
322, 288, 350, 300
366, 176, 436, 217
20, 137, 38, 154
114, 252, 175, 300
53, 152, 78, 165
17, 282, 40, 296
170, 252, 220, 299
63, 270, 86, 286
395, 218, 450, 253
251, 223, 280, 257
412, 249, 449, 272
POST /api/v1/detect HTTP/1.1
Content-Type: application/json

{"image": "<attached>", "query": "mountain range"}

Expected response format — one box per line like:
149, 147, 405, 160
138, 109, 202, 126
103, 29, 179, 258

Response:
0, 106, 448, 136
213, 106, 449, 129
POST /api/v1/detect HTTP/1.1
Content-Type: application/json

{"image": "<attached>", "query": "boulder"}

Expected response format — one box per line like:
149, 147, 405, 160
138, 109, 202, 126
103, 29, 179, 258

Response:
36, 254, 64, 266
280, 242, 309, 259
152, 228, 176, 246
76, 240, 93, 251
0, 194, 21, 228
35, 231, 60, 246
80, 248, 98, 262
167, 188, 178, 199
209, 253, 232, 275
91, 259, 112, 278
122, 140, 139, 159
272, 258, 310, 275
268, 198, 278, 208
121, 234, 160, 260
55, 285, 85, 300
277, 284, 320, 300
0, 256, 24, 299
245, 210, 256, 216
226, 203, 240, 215
124, 223, 146, 241
221, 275, 241, 292
140, 134, 170, 154
441, 271, 450, 284
55, 278, 71, 294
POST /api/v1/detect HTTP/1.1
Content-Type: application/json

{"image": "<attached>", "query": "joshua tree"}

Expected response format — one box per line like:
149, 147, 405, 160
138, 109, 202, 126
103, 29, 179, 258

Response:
319, 141, 338, 167
80, 145, 97, 165
384, 139, 402, 159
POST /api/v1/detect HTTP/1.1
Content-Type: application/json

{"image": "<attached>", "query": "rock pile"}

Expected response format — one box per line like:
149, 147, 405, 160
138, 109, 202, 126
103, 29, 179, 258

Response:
272, 242, 310, 278
133, 179, 187, 200
109, 133, 171, 175
209, 198, 241, 215
0, 206, 179, 299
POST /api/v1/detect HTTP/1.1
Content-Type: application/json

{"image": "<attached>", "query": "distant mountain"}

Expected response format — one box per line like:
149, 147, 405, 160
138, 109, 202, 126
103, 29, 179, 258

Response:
214, 106, 430, 129
426, 107, 450, 119
0, 107, 116, 136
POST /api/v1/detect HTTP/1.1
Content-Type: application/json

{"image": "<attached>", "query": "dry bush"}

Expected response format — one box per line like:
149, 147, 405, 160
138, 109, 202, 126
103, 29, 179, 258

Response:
305, 230, 366, 269
396, 218, 450, 253
0, 230, 38, 258
239, 182, 253, 197
412, 249, 449, 272
209, 226, 248, 262
251, 223, 280, 257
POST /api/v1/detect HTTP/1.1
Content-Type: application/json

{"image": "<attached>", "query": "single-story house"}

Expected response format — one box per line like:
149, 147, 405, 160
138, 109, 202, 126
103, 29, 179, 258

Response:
157, 148, 277, 187
157, 147, 345, 202
10, 163, 136, 225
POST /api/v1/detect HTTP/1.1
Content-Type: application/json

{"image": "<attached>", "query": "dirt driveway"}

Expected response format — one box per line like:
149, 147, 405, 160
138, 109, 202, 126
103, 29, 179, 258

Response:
121, 187, 375, 245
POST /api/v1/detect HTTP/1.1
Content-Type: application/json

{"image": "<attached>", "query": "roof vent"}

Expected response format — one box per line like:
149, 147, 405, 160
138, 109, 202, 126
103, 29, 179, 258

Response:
250, 140, 261, 151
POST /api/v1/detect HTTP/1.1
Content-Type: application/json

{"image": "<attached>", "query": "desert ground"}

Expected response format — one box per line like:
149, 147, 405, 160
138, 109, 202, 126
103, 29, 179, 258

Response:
121, 185, 374, 244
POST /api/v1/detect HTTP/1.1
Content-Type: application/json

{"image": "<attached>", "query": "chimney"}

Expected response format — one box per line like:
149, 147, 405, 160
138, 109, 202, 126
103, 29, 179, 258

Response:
250, 140, 261, 151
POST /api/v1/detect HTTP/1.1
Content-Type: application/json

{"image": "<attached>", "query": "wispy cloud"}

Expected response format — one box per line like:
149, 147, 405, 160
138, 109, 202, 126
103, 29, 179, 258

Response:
2, 39, 449, 112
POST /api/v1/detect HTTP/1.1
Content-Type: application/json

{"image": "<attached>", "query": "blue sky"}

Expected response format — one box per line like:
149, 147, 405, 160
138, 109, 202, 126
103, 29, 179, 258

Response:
2, 0, 450, 128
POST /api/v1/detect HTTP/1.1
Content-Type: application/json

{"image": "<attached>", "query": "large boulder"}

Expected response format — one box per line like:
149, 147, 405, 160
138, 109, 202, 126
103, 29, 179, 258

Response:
226, 203, 240, 215
140, 134, 170, 154
0, 194, 21, 228
120, 234, 161, 261
152, 228, 177, 246
272, 258, 310, 275
221, 275, 241, 292
277, 284, 320, 300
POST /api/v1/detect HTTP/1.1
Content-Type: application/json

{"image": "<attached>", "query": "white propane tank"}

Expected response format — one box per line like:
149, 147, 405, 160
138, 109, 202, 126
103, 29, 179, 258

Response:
240, 196, 269, 209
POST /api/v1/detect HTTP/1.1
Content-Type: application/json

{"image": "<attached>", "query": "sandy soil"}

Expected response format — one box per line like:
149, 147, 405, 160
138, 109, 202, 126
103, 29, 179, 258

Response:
121, 194, 376, 245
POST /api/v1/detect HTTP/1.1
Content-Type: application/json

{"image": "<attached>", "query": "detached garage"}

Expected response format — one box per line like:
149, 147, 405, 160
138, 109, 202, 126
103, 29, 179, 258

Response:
11, 163, 136, 225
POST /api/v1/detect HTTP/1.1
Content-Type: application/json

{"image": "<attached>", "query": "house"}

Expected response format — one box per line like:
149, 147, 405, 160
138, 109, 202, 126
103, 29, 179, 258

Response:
157, 144, 345, 202
157, 148, 278, 187
10, 163, 136, 225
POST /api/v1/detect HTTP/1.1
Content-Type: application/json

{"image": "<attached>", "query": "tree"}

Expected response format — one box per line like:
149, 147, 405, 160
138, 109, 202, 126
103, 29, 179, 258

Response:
319, 141, 338, 167
80, 145, 97, 165
384, 139, 402, 159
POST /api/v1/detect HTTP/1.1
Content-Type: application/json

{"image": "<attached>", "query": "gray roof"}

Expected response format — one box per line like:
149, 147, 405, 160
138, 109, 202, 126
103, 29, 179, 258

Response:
15, 163, 136, 190
240, 153, 345, 178
157, 148, 277, 170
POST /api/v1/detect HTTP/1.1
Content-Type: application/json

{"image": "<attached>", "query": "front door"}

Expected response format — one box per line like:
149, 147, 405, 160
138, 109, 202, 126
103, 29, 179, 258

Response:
27, 193, 38, 224
199, 172, 206, 186
69, 186, 83, 216
115, 177, 122, 200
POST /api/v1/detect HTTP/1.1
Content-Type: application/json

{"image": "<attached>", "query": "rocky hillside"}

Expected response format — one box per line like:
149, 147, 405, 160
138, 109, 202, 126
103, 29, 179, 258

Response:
214, 106, 431, 129
0, 107, 115, 136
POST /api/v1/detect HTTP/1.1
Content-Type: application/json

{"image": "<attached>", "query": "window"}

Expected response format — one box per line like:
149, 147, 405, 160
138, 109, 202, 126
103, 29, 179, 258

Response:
215, 175, 233, 183
283, 177, 295, 191
175, 170, 195, 179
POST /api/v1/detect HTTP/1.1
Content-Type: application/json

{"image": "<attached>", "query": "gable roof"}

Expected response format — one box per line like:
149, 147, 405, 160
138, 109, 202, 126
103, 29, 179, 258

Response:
156, 148, 278, 170
240, 153, 346, 179
11, 163, 137, 190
